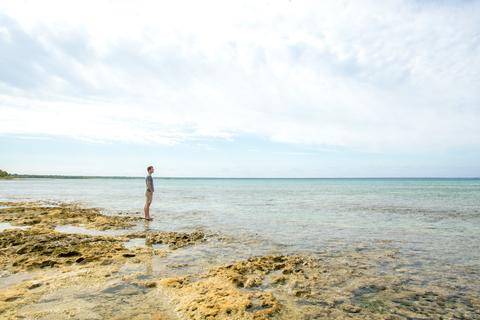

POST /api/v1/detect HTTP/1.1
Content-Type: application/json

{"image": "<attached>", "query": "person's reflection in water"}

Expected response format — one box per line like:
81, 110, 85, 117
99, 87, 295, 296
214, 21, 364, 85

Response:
143, 219, 152, 232
143, 220, 153, 275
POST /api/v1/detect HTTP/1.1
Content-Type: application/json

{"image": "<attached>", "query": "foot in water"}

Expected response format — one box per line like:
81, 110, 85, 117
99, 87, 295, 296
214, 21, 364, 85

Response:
145, 217, 153, 221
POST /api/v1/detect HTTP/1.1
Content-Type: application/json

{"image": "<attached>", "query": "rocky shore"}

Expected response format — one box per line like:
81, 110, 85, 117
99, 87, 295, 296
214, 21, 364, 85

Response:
0, 201, 479, 319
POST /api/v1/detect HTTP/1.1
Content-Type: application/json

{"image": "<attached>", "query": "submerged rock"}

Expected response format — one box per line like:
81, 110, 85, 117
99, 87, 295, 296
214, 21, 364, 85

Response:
158, 252, 480, 320
1, 201, 479, 320
125, 230, 206, 249
0, 227, 152, 272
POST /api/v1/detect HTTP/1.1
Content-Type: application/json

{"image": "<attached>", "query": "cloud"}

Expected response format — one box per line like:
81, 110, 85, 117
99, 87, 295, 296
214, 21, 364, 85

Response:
0, 0, 479, 150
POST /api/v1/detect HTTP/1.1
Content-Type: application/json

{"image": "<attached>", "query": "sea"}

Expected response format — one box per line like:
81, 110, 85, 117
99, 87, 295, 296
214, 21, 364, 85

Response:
1, 177, 479, 283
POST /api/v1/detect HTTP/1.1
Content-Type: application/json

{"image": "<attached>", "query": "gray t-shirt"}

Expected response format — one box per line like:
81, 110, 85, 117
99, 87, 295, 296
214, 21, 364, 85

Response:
145, 175, 154, 192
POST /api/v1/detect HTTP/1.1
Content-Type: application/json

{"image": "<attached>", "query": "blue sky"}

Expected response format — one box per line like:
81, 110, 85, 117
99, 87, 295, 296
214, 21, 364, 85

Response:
1, 0, 479, 177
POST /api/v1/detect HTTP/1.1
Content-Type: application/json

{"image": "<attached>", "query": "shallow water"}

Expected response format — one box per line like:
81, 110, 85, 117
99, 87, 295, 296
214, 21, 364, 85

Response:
0, 222, 30, 232
0, 271, 36, 289
1, 178, 479, 275
54, 224, 138, 237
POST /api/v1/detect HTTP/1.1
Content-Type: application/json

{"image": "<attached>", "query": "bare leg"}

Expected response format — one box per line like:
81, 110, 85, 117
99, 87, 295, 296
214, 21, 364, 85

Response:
144, 202, 152, 220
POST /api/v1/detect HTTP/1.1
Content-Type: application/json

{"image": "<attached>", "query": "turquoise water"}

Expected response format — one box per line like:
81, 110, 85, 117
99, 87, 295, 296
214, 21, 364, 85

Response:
1, 178, 479, 268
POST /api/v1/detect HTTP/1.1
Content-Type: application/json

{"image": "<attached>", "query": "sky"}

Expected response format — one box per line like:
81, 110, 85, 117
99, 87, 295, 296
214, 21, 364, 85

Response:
0, 0, 479, 177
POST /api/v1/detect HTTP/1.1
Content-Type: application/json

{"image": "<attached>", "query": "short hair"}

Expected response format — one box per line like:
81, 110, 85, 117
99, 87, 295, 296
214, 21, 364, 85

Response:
147, 166, 154, 172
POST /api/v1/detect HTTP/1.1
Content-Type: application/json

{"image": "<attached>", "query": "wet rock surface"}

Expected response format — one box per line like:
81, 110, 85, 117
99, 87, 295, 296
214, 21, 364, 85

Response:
126, 230, 206, 249
0, 201, 141, 230
0, 202, 175, 319
0, 227, 150, 272
0, 266, 180, 320
158, 252, 480, 319
0, 201, 479, 319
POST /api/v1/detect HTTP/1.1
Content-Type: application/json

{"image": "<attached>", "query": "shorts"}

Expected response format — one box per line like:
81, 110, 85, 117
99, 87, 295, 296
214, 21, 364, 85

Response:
145, 191, 153, 204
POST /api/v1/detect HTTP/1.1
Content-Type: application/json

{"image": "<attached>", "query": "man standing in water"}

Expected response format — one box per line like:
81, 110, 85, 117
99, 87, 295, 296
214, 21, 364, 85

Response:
144, 166, 154, 221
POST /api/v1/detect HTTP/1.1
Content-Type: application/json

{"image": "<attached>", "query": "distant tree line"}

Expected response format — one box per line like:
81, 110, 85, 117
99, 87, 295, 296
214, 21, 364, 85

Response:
0, 169, 11, 178
0, 171, 143, 179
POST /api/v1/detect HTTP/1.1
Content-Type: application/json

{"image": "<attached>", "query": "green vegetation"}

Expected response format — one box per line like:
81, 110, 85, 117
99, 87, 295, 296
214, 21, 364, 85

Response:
0, 169, 14, 179
357, 298, 389, 314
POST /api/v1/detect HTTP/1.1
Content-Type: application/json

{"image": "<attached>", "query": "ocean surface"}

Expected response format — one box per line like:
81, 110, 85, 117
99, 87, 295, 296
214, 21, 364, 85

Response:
1, 178, 479, 278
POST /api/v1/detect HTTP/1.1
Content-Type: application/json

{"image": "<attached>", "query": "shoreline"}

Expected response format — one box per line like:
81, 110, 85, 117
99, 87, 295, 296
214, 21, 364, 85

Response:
0, 201, 479, 319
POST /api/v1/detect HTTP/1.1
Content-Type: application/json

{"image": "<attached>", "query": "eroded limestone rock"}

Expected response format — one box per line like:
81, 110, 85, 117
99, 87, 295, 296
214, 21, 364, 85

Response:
158, 253, 480, 320
126, 230, 206, 249
0, 228, 154, 272
0, 201, 140, 230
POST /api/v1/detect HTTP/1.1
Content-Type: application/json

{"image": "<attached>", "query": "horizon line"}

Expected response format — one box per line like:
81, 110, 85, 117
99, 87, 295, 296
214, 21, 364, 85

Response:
7, 174, 480, 180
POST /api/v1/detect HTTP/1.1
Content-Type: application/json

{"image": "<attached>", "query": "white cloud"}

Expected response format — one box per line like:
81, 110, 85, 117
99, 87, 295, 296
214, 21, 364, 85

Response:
0, 0, 479, 150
